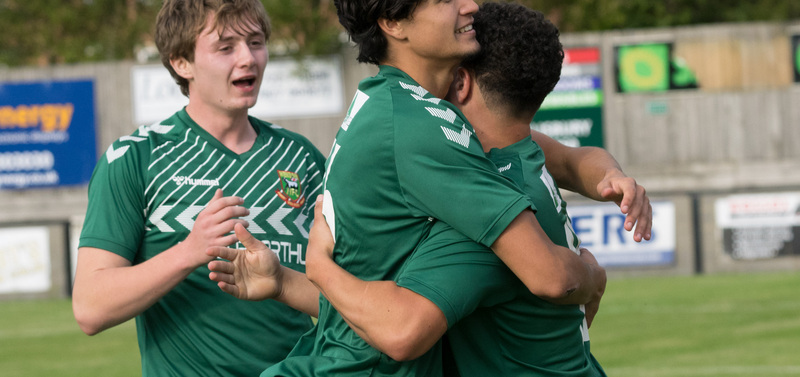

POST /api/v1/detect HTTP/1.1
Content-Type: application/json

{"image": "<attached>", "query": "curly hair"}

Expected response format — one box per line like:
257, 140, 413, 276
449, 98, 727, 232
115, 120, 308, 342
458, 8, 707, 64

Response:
463, 2, 563, 117
334, 0, 425, 65
155, 0, 271, 97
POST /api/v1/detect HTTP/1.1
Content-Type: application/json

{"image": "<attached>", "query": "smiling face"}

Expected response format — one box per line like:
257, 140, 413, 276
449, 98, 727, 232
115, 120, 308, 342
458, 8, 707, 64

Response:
172, 12, 268, 117
399, 0, 480, 66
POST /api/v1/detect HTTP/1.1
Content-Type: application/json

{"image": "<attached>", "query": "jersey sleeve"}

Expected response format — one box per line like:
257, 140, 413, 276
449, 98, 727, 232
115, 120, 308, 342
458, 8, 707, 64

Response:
395, 222, 518, 328
78, 138, 148, 262
394, 99, 532, 248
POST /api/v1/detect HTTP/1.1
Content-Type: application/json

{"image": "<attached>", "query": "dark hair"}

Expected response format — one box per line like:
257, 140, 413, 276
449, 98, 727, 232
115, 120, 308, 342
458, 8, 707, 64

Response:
155, 0, 271, 96
334, 0, 425, 64
463, 2, 563, 117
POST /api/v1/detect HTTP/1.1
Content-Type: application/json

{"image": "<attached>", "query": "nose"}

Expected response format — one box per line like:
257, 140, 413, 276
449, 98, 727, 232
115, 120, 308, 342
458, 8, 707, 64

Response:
461, 0, 479, 15
237, 42, 256, 67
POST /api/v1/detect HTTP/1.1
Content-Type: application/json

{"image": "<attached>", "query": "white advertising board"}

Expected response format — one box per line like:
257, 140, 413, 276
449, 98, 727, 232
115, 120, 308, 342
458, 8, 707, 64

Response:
0, 226, 51, 293
132, 56, 344, 125
715, 192, 800, 260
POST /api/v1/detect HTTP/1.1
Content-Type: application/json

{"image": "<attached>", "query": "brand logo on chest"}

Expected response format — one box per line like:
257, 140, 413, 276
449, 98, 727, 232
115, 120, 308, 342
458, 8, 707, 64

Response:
171, 176, 220, 187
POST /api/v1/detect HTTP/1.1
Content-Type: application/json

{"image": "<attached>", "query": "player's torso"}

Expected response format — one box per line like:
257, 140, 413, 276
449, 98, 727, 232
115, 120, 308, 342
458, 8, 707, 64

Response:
138, 112, 322, 271
96, 110, 323, 375
322, 71, 441, 281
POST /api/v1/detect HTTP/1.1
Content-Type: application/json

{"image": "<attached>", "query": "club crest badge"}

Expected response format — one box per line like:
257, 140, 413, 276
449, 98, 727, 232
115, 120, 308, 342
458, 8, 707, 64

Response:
275, 170, 305, 208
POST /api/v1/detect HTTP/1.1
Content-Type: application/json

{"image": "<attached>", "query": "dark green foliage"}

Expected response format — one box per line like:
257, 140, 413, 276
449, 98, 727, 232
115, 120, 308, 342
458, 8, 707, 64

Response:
2, 0, 800, 67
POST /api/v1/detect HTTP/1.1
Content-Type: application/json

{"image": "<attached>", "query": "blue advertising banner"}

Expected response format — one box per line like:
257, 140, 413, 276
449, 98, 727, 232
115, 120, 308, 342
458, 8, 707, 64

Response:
0, 80, 97, 189
568, 201, 676, 267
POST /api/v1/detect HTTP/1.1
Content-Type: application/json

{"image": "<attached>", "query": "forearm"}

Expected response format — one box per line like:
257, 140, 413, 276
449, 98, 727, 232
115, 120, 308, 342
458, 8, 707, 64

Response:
275, 267, 321, 317
552, 147, 623, 200
491, 210, 602, 304
306, 257, 445, 360
533, 130, 622, 200
72, 246, 196, 335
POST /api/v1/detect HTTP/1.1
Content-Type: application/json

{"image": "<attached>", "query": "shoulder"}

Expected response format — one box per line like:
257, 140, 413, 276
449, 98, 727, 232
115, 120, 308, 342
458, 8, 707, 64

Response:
101, 111, 189, 166
250, 117, 326, 163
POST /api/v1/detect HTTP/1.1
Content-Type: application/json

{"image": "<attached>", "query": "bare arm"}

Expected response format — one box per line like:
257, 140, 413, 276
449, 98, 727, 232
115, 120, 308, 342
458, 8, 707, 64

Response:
305, 196, 447, 361
207, 223, 320, 317
532, 130, 652, 242
72, 189, 249, 335
490, 209, 606, 305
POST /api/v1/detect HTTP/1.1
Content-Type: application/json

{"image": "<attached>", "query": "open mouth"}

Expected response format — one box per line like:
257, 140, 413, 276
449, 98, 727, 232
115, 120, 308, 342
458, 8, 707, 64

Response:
456, 25, 473, 34
233, 77, 256, 88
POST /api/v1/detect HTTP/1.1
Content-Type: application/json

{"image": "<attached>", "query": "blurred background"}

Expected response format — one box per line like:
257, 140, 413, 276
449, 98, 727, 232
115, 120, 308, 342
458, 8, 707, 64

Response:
1, 1, 799, 376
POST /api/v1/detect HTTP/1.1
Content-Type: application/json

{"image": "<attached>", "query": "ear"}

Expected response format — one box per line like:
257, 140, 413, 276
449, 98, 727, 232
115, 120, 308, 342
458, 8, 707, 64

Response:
378, 17, 406, 41
452, 67, 473, 105
170, 56, 194, 81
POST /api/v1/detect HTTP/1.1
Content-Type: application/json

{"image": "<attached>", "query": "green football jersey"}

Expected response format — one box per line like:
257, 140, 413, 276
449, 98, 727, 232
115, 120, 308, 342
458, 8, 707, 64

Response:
396, 137, 606, 376
262, 66, 532, 376
79, 109, 325, 376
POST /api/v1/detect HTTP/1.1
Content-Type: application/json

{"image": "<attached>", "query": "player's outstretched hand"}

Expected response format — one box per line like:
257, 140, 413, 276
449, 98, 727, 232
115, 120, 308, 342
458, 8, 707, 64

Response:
596, 171, 652, 242
207, 223, 283, 301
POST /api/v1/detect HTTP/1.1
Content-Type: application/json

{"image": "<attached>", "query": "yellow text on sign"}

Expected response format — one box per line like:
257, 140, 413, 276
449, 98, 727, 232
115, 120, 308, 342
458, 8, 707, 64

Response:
0, 104, 75, 132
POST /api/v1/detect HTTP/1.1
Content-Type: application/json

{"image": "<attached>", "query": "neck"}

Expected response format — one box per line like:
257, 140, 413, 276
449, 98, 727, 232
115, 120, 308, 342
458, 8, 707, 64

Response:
474, 116, 532, 152
461, 88, 533, 152
185, 103, 257, 154
382, 55, 460, 99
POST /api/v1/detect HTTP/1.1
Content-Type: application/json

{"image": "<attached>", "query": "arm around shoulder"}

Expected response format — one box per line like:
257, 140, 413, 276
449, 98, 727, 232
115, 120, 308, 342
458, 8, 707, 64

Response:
490, 209, 605, 304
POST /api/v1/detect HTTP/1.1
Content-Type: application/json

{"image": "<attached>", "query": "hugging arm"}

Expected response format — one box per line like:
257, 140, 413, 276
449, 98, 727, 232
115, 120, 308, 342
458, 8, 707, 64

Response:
532, 130, 652, 242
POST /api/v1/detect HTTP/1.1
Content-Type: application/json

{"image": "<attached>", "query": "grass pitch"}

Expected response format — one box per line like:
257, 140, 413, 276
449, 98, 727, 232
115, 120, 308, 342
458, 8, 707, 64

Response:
1, 271, 798, 376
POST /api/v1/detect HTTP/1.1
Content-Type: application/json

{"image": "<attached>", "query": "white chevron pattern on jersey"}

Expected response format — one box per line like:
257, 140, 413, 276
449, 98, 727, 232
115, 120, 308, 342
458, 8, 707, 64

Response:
426, 107, 457, 123
135, 123, 322, 238
440, 124, 472, 148
399, 80, 430, 98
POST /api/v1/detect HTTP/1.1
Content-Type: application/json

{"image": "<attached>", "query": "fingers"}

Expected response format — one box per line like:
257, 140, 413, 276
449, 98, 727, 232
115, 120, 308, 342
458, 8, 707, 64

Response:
205, 188, 249, 222
631, 200, 653, 242
193, 189, 250, 246
214, 279, 239, 297
206, 246, 239, 261
622, 185, 652, 241
584, 301, 599, 328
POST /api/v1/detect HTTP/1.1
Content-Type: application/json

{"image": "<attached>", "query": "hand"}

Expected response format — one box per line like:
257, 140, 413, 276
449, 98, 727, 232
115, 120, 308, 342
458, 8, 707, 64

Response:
305, 195, 335, 283
207, 223, 283, 301
596, 170, 652, 242
182, 188, 250, 268
578, 248, 606, 327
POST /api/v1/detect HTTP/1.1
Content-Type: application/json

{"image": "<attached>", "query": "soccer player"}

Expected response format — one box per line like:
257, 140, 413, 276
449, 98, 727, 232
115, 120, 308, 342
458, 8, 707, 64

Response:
71, 0, 325, 375
306, 3, 614, 375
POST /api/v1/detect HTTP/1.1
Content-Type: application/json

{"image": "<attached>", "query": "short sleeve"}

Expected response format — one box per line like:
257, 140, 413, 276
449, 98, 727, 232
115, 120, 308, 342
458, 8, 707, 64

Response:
78, 139, 148, 261
395, 222, 518, 327
394, 99, 532, 248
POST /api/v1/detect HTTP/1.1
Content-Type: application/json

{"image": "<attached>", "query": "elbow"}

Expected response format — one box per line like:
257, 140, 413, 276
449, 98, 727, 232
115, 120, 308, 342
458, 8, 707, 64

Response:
380, 331, 427, 362
72, 300, 106, 336
534, 279, 579, 302
373, 318, 437, 362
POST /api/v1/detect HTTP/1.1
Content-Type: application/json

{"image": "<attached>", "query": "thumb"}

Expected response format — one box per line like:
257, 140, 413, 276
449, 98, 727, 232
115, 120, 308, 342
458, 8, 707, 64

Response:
234, 223, 261, 251
596, 180, 614, 199
314, 194, 324, 221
